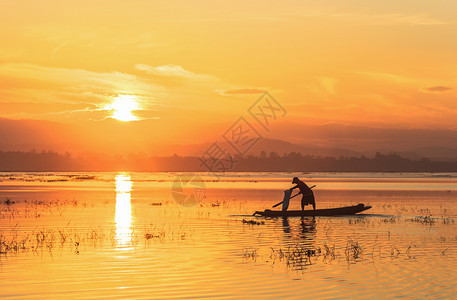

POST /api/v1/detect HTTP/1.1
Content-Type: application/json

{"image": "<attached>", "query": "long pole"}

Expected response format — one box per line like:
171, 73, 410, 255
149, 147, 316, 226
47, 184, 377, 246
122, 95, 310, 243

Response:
272, 185, 316, 208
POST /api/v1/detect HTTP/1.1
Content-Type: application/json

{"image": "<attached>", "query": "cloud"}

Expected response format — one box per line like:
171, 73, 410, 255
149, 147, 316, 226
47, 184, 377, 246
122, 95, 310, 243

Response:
306, 77, 339, 97
419, 86, 452, 94
0, 62, 255, 122
130, 10, 449, 27
0, 63, 163, 120
350, 70, 413, 84
218, 88, 266, 95
0, 63, 140, 93
135, 64, 217, 81
316, 77, 338, 96
331, 12, 449, 26
200, 9, 450, 27
0, 101, 98, 115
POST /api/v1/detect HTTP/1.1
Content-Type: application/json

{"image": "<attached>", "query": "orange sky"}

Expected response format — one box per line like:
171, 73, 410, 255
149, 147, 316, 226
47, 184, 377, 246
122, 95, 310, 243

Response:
1, 1, 457, 153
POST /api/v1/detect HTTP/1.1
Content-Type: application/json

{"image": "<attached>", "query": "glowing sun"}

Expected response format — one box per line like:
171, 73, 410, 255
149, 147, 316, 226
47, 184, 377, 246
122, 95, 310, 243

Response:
106, 95, 140, 121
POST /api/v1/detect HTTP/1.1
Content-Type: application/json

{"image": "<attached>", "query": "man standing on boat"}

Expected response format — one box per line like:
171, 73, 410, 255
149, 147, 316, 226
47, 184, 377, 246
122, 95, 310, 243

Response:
290, 177, 316, 210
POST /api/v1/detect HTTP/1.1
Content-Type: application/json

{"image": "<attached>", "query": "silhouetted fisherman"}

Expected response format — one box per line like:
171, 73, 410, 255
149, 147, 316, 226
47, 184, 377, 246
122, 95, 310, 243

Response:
290, 177, 316, 210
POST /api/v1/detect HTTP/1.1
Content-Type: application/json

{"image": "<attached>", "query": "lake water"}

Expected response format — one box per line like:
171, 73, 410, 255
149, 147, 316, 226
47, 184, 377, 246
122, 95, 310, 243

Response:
1, 172, 456, 298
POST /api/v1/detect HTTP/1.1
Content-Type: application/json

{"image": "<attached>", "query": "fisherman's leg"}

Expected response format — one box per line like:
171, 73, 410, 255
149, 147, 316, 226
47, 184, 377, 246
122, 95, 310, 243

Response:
311, 194, 316, 210
301, 196, 305, 211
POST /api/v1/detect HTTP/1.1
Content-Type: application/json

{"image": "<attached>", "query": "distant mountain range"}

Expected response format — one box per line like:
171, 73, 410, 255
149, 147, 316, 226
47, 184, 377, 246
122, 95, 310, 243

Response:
1, 117, 457, 161
160, 138, 457, 162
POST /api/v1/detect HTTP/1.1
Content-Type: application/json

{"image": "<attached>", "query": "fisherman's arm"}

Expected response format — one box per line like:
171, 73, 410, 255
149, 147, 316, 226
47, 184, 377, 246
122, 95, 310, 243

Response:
290, 185, 302, 194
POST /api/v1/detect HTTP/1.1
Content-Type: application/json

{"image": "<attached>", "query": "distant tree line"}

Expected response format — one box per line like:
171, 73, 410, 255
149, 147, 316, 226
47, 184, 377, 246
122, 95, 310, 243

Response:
0, 150, 456, 172
231, 151, 456, 172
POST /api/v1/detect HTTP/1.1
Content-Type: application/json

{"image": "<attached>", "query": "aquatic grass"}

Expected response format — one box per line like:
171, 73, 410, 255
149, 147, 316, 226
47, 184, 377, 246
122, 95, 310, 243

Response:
266, 244, 321, 269
243, 248, 258, 260
348, 218, 370, 225
2, 198, 15, 205
417, 208, 431, 215
345, 240, 363, 261
210, 200, 224, 207
144, 232, 164, 242
322, 220, 334, 238
0, 198, 91, 219
141, 221, 193, 244
322, 243, 336, 260
441, 217, 455, 225
380, 203, 392, 211
379, 216, 399, 224
406, 216, 435, 225
0, 225, 121, 257
390, 246, 401, 257
406, 244, 416, 259
0, 224, 30, 255
242, 219, 265, 225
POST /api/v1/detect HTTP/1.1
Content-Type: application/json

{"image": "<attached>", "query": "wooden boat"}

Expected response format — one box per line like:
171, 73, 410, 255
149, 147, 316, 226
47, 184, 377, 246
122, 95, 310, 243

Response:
253, 203, 372, 217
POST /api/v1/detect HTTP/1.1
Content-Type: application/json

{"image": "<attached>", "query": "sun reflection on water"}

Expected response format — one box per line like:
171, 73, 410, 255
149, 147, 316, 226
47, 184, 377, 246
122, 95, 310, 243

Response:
115, 174, 133, 249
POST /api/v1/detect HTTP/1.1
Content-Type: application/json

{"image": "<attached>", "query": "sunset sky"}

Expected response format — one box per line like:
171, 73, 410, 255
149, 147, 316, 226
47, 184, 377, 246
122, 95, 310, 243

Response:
1, 1, 457, 154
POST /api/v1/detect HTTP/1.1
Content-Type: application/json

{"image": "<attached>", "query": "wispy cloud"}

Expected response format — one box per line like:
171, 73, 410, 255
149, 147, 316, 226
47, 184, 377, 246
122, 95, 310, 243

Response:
316, 77, 338, 96
218, 88, 266, 95
349, 70, 414, 84
135, 64, 217, 81
172, 9, 451, 27
25, 26, 162, 57
0, 62, 262, 121
0, 63, 162, 120
329, 12, 449, 26
305, 76, 339, 97
138, 9, 449, 27
419, 86, 452, 94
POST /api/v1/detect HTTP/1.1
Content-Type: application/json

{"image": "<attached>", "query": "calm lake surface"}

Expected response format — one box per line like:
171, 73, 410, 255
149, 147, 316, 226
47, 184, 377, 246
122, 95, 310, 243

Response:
1, 172, 456, 299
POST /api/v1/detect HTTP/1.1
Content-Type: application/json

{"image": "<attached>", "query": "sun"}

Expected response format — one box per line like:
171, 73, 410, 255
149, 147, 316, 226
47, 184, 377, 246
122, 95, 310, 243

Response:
106, 95, 140, 122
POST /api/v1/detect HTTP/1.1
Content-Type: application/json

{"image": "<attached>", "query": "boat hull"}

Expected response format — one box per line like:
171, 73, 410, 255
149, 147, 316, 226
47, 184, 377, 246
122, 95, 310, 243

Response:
254, 203, 371, 217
